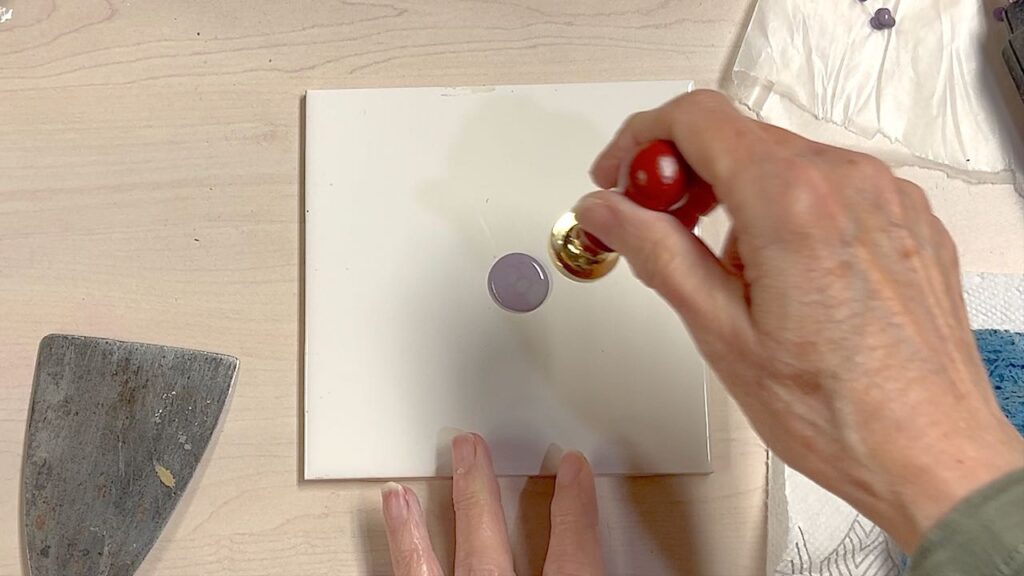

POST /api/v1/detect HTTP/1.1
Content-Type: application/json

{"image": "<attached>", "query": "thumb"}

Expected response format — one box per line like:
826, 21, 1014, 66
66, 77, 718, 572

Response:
575, 190, 753, 355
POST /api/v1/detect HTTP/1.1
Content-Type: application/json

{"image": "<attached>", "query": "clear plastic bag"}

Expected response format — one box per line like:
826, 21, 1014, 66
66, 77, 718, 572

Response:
730, 0, 1024, 190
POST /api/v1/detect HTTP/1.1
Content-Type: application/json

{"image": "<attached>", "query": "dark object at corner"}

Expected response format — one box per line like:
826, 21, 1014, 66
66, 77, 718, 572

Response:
1002, 2, 1024, 100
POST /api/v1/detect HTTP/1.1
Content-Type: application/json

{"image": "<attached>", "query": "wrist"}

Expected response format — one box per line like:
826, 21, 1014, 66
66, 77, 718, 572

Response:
887, 420, 1024, 552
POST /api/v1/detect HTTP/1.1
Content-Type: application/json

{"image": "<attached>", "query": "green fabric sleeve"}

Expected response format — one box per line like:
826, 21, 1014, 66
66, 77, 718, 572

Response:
908, 467, 1024, 576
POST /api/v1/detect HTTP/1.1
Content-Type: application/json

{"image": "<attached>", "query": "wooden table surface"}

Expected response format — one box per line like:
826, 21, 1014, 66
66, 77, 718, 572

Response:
2, 2, 1022, 575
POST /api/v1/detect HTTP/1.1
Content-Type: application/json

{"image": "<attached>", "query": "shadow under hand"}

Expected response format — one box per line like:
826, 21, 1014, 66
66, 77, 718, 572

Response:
980, 4, 1024, 164
357, 505, 391, 576
511, 476, 555, 575
621, 476, 703, 576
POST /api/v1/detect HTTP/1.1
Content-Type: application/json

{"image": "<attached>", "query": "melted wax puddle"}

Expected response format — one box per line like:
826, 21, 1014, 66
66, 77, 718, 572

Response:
487, 253, 550, 313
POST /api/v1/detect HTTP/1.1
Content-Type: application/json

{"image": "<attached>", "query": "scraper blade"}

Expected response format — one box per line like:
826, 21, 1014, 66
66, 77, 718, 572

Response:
21, 334, 237, 576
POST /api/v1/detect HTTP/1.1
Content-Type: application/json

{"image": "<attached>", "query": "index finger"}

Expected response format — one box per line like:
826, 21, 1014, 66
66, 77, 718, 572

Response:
589, 90, 789, 225
381, 483, 445, 576
590, 90, 759, 189
451, 433, 515, 576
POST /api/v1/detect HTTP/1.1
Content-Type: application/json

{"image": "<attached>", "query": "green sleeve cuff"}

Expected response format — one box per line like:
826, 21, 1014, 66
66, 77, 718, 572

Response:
909, 467, 1024, 576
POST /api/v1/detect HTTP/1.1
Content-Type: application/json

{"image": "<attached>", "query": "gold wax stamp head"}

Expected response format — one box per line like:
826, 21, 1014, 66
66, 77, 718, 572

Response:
548, 211, 618, 282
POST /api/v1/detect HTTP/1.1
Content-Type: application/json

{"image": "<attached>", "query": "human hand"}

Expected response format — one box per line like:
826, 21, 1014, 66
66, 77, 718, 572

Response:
576, 90, 1024, 551
381, 433, 603, 575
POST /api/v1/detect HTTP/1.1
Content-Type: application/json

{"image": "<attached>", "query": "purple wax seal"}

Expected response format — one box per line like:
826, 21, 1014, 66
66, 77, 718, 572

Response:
870, 7, 896, 30
487, 252, 550, 313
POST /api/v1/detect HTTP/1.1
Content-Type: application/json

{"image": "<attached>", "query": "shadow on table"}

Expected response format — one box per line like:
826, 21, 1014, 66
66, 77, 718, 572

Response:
296, 95, 308, 486
622, 476, 704, 575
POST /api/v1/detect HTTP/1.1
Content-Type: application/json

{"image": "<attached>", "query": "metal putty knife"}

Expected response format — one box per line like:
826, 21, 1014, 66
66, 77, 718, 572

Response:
22, 334, 238, 576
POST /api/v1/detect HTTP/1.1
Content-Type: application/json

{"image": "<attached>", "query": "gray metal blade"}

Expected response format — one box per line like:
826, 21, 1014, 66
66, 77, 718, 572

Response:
22, 334, 238, 576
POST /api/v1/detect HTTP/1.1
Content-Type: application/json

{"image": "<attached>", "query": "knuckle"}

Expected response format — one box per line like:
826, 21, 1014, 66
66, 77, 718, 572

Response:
897, 180, 931, 213
630, 220, 684, 291
873, 179, 903, 215
619, 111, 644, 137
452, 487, 489, 514
889, 224, 922, 261
842, 153, 903, 212
847, 154, 905, 213
668, 90, 735, 133
779, 157, 826, 193
929, 215, 954, 246
613, 110, 658, 156
929, 215, 959, 262
681, 88, 730, 111
774, 160, 835, 227
844, 152, 891, 181
623, 111, 645, 127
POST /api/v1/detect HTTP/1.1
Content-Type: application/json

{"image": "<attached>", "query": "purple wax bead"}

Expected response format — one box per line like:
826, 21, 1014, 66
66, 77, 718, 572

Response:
487, 252, 550, 313
995, 6, 1007, 22
871, 7, 896, 30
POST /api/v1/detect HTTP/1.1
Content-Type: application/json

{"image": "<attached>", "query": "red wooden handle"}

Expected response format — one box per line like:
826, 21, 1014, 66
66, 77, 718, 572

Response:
623, 139, 689, 211
581, 140, 716, 253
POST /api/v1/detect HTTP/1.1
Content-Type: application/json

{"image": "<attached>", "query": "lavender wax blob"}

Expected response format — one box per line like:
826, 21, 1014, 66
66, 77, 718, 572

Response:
487, 253, 550, 313
870, 7, 896, 30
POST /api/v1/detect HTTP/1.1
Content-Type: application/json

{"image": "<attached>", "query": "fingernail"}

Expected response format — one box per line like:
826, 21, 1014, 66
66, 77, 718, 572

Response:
574, 193, 616, 235
403, 483, 425, 518
573, 192, 608, 215
452, 433, 477, 475
381, 482, 408, 525
557, 451, 585, 486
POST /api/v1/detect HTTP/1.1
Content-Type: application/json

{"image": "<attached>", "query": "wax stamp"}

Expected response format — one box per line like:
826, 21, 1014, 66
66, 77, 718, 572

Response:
549, 140, 712, 281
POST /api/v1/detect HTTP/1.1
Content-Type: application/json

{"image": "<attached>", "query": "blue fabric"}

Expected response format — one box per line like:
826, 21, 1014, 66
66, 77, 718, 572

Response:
896, 330, 1024, 575
974, 329, 1024, 435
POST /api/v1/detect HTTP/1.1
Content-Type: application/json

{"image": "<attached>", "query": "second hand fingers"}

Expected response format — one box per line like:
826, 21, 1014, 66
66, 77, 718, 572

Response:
382, 483, 445, 576
544, 451, 604, 576
452, 433, 515, 576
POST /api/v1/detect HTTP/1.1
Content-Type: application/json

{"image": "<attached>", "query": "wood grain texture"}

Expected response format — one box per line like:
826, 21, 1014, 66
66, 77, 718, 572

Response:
0, 1, 767, 574
1, 0, 1008, 575
3, 1, 1020, 575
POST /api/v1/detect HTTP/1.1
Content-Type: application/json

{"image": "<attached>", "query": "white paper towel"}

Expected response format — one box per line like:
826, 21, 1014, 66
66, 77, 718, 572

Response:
767, 457, 906, 576
964, 272, 1024, 331
731, 0, 1024, 189
766, 272, 1024, 576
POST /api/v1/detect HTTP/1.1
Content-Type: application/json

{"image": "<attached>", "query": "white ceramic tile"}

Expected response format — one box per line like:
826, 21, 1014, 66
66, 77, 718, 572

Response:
304, 81, 709, 479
